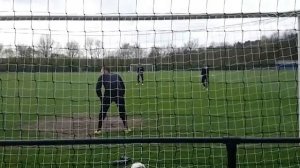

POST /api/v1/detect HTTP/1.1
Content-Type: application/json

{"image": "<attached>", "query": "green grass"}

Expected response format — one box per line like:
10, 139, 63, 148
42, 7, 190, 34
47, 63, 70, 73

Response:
0, 70, 299, 167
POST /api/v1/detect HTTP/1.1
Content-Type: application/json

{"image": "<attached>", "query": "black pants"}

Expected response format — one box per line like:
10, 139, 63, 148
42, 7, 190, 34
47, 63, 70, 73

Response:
98, 96, 127, 130
137, 74, 144, 83
202, 75, 209, 87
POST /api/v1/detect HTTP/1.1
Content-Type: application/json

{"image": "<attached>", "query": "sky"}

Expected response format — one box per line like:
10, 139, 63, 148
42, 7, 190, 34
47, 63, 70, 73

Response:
0, 0, 299, 56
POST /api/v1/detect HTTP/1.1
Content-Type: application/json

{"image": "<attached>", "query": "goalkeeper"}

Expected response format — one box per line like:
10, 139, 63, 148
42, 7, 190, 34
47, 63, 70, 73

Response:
95, 66, 131, 134
136, 64, 144, 85
201, 65, 209, 89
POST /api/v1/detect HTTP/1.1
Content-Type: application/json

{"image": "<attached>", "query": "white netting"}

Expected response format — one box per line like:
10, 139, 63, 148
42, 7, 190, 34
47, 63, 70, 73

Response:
0, 0, 299, 167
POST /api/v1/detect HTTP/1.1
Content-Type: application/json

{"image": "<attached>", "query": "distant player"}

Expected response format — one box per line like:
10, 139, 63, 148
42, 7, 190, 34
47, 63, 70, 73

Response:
201, 65, 209, 90
95, 66, 131, 134
137, 65, 144, 85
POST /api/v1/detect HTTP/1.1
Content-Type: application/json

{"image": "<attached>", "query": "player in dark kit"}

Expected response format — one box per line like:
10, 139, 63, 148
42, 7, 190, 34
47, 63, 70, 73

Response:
136, 65, 144, 85
201, 65, 209, 90
95, 66, 131, 134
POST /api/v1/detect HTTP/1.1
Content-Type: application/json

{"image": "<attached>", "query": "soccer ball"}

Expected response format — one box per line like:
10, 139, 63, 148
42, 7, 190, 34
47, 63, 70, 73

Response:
131, 162, 145, 168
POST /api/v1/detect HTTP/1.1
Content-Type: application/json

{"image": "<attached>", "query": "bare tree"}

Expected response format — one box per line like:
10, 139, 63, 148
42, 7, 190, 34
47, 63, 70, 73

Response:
0, 43, 3, 53
66, 41, 80, 58
37, 35, 54, 57
148, 46, 161, 58
16, 45, 33, 57
86, 38, 94, 58
25, 47, 34, 57
132, 43, 145, 58
84, 38, 104, 58
94, 40, 103, 58
117, 43, 131, 59
3, 48, 14, 57
16, 45, 27, 57
50, 42, 65, 57
164, 44, 177, 57
117, 43, 144, 58
183, 39, 199, 49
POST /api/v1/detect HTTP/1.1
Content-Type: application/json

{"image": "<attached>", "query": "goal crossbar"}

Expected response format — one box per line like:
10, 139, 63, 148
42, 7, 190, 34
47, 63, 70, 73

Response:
1, 11, 300, 21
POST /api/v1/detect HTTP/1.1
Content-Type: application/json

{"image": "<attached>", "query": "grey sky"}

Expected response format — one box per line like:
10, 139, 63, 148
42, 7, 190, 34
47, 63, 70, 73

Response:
0, 0, 299, 55
1, 0, 298, 14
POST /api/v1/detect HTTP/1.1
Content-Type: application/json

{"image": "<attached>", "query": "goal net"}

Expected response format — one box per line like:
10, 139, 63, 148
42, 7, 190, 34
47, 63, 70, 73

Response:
0, 0, 299, 167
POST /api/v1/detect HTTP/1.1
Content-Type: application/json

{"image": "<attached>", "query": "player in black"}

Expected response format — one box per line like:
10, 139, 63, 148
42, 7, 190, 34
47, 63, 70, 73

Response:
201, 65, 209, 90
137, 65, 144, 85
95, 66, 131, 134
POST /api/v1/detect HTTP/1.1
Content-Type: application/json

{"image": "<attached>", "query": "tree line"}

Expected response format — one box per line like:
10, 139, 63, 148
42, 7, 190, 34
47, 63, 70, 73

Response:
0, 31, 297, 72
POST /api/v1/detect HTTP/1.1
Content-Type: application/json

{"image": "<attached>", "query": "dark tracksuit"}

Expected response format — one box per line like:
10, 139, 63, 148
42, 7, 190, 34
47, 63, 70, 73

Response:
96, 73, 127, 130
201, 67, 209, 87
137, 66, 144, 83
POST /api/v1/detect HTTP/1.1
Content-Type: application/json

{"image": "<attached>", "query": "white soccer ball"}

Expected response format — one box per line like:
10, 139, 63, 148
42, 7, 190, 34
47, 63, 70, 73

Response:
131, 162, 145, 168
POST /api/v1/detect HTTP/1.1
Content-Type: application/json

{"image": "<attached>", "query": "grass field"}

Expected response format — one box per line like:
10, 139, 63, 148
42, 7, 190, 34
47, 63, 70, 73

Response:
0, 70, 299, 167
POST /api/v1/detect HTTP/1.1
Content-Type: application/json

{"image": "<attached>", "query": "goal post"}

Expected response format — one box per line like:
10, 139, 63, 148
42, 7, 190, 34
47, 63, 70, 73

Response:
129, 64, 154, 72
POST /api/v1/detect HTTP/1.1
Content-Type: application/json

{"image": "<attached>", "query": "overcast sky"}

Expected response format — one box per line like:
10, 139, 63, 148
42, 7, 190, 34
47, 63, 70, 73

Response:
0, 0, 299, 54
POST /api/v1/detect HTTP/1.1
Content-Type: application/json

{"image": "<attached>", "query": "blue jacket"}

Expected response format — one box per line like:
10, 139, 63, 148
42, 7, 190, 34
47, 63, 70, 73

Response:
96, 73, 125, 98
137, 66, 144, 74
201, 67, 209, 76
